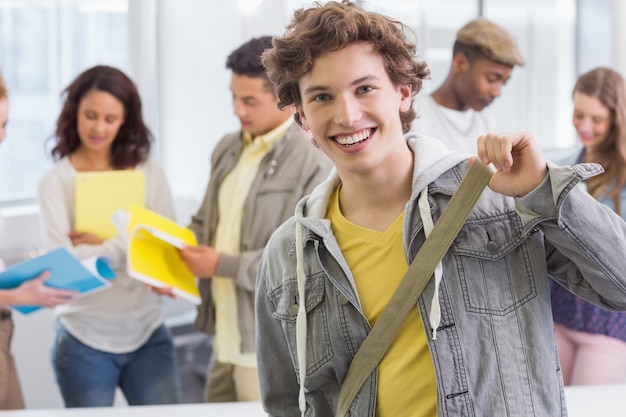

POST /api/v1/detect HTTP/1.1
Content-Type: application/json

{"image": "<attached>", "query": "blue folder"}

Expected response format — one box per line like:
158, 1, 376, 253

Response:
0, 247, 116, 314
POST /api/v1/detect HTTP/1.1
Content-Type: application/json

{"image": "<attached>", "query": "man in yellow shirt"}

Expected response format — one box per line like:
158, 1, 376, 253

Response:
178, 37, 332, 402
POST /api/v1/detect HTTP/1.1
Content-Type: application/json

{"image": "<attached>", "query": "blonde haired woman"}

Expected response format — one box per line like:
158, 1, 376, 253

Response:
551, 67, 626, 385
0, 70, 76, 409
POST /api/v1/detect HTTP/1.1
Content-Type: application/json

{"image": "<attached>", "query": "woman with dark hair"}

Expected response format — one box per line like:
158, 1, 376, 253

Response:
551, 67, 626, 385
37, 65, 181, 407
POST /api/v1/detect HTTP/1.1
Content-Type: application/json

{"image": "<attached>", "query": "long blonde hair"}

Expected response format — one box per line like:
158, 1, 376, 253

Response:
0, 70, 7, 100
574, 67, 626, 215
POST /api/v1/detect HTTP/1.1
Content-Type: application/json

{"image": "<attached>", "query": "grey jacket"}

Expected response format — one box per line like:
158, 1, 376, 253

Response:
255, 134, 626, 416
192, 123, 332, 353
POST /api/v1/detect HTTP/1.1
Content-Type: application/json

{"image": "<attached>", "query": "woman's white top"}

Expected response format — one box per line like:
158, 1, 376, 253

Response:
37, 157, 176, 353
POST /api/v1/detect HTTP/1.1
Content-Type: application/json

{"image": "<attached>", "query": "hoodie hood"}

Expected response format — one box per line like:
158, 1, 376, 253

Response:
292, 133, 469, 415
408, 133, 473, 199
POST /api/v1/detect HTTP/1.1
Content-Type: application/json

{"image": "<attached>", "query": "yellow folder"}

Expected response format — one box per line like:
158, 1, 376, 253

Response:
126, 204, 201, 305
75, 170, 145, 239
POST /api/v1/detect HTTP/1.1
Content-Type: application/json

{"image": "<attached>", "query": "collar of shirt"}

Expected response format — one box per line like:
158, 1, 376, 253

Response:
241, 117, 294, 151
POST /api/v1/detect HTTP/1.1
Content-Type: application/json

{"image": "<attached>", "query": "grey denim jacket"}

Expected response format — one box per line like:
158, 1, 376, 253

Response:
256, 135, 626, 417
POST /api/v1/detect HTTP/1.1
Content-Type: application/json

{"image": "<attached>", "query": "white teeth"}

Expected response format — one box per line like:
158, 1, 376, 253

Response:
335, 130, 371, 145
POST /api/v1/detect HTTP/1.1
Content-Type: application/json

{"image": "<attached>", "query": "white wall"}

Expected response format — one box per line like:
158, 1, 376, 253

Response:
613, 0, 626, 75
156, 0, 290, 216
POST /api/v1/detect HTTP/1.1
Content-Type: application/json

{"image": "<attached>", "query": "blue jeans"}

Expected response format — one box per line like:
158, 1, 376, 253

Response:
52, 322, 181, 407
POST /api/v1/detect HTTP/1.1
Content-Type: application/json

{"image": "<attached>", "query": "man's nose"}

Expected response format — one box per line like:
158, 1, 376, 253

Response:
333, 95, 361, 126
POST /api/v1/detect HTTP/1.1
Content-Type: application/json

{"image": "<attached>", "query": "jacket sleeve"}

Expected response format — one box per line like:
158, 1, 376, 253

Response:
188, 185, 209, 244
256, 257, 302, 417
515, 162, 626, 310
188, 134, 236, 246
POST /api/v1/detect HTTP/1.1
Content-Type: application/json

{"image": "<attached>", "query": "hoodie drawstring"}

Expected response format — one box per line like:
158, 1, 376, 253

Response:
294, 190, 442, 415
418, 189, 443, 340
295, 223, 308, 416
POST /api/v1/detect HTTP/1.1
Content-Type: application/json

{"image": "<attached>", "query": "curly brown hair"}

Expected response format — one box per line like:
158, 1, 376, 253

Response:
50, 65, 152, 169
574, 67, 626, 215
261, 0, 429, 134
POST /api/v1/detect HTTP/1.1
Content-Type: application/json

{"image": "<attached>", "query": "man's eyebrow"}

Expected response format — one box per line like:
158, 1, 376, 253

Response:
236, 95, 258, 103
488, 70, 509, 80
303, 75, 381, 96
303, 85, 328, 96
351, 75, 380, 85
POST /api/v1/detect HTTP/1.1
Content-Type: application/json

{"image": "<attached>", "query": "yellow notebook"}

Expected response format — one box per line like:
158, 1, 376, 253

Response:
126, 204, 201, 305
75, 170, 145, 239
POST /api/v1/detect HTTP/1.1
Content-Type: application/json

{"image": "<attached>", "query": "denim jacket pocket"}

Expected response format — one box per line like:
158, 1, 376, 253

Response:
270, 272, 334, 377
451, 213, 538, 315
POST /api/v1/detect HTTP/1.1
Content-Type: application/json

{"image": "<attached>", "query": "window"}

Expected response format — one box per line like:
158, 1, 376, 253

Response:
0, 0, 131, 204
0, 0, 613, 206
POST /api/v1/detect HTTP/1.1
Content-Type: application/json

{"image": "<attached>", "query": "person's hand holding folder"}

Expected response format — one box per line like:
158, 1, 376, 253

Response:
10, 271, 78, 308
121, 204, 202, 305
146, 245, 219, 299
68, 231, 105, 246
178, 245, 220, 279
0, 248, 116, 314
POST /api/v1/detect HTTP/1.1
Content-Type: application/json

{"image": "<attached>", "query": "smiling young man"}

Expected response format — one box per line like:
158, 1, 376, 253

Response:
177, 36, 332, 403
412, 18, 525, 154
255, 2, 626, 416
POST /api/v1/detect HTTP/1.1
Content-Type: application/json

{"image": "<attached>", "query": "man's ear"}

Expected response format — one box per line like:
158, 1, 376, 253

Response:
452, 52, 470, 73
399, 84, 413, 113
293, 108, 311, 134
296, 109, 310, 131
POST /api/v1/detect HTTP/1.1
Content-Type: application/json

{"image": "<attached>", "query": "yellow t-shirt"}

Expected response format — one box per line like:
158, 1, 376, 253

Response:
327, 186, 437, 417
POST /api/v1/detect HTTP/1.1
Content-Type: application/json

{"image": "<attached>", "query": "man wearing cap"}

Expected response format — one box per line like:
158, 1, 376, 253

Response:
413, 18, 524, 154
